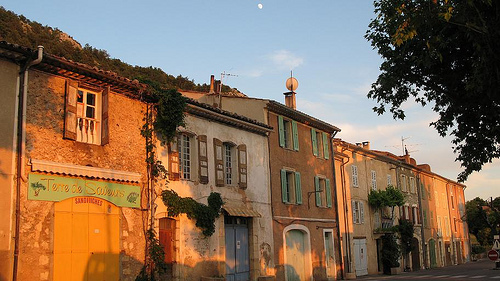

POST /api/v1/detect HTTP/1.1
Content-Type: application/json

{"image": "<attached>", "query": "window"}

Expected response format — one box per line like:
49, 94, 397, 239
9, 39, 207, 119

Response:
311, 129, 330, 159
421, 182, 426, 200
224, 143, 235, 185
351, 165, 359, 187
387, 174, 392, 186
178, 134, 192, 180
311, 129, 322, 158
64, 81, 109, 145
278, 116, 299, 151
281, 169, 302, 204
450, 190, 455, 209
412, 206, 420, 224
423, 210, 428, 227
352, 200, 364, 224
400, 174, 407, 192
371, 170, 377, 190
323, 230, 336, 278
409, 177, 416, 193
315, 176, 332, 208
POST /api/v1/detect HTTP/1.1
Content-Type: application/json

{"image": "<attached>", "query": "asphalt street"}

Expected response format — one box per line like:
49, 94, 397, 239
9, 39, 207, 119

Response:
357, 259, 500, 280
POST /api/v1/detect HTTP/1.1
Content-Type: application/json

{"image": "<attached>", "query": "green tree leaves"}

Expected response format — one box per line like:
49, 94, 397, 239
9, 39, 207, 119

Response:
366, 0, 500, 182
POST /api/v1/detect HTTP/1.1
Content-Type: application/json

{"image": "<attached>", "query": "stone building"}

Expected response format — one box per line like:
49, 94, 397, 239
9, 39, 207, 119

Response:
0, 42, 147, 281
155, 98, 274, 280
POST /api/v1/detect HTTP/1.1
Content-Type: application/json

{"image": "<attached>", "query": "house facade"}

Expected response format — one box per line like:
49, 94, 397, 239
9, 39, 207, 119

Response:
198, 90, 343, 281
155, 98, 274, 280
0, 42, 147, 281
333, 138, 470, 278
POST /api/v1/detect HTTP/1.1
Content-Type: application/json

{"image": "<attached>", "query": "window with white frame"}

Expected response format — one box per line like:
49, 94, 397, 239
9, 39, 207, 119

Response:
352, 200, 364, 224
371, 170, 377, 190
281, 169, 302, 204
351, 165, 359, 187
224, 143, 236, 185
178, 134, 192, 180
387, 174, 392, 186
76, 88, 101, 145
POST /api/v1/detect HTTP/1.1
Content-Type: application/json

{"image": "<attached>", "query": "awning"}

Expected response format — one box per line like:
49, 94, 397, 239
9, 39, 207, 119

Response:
30, 159, 142, 183
223, 205, 261, 218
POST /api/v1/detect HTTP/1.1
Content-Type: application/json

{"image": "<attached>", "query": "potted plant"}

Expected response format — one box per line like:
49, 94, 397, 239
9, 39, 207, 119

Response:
381, 233, 401, 274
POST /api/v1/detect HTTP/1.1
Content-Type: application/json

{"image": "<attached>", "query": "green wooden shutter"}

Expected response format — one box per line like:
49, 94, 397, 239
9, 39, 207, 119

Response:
281, 169, 288, 203
295, 172, 302, 204
311, 128, 318, 156
278, 116, 285, 147
315, 176, 321, 207
322, 132, 329, 159
326, 179, 332, 207
292, 120, 299, 151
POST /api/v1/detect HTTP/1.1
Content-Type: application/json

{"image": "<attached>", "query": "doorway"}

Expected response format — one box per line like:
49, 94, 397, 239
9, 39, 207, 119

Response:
429, 239, 437, 268
54, 197, 120, 281
411, 238, 420, 271
353, 238, 368, 276
225, 216, 250, 281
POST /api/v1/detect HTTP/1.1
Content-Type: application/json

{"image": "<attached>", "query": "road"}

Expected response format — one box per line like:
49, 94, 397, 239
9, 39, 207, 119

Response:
357, 259, 500, 280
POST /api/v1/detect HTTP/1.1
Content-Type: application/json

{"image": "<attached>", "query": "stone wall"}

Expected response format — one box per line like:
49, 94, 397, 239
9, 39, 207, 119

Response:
17, 69, 147, 280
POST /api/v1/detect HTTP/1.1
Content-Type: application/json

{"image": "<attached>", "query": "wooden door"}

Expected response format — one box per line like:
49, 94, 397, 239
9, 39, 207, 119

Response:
54, 197, 119, 281
354, 239, 368, 276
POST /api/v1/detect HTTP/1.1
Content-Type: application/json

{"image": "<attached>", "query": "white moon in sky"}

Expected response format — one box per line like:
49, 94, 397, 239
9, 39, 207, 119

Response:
258, 3, 263, 9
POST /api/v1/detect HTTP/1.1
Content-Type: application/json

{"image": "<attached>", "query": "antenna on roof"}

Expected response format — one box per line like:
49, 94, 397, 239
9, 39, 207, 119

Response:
217, 71, 238, 108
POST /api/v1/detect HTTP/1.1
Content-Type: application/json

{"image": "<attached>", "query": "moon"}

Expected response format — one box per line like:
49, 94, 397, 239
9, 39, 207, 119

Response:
258, 3, 263, 9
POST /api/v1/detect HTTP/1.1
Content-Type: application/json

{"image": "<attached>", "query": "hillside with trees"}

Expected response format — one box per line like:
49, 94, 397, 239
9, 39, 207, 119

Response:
0, 6, 239, 93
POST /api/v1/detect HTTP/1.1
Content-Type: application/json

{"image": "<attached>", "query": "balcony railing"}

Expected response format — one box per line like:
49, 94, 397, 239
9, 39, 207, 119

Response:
77, 117, 100, 145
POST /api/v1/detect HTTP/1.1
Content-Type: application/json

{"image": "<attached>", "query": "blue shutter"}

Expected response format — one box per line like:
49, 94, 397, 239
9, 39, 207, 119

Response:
281, 169, 288, 203
322, 132, 329, 159
311, 128, 318, 156
295, 172, 302, 204
292, 120, 299, 151
315, 176, 321, 207
326, 179, 332, 207
278, 116, 285, 147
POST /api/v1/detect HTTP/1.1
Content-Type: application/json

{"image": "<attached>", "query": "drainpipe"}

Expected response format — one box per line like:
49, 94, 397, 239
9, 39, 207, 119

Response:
339, 144, 352, 275
416, 173, 427, 269
330, 135, 344, 280
13, 46, 44, 281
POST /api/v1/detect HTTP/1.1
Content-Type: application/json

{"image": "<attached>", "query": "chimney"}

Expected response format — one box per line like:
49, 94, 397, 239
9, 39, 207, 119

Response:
362, 141, 370, 150
209, 75, 215, 94
284, 92, 296, 110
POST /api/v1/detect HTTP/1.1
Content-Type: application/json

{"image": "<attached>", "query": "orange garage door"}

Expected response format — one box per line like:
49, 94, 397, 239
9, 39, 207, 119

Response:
54, 197, 120, 281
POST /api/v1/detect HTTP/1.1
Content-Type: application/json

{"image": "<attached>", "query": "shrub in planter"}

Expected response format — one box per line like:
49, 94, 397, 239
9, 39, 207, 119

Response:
381, 233, 401, 274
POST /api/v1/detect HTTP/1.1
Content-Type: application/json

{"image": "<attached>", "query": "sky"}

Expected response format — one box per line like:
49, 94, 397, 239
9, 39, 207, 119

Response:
2, 0, 499, 200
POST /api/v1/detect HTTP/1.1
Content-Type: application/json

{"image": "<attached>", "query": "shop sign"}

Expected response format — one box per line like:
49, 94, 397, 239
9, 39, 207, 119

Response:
28, 173, 141, 208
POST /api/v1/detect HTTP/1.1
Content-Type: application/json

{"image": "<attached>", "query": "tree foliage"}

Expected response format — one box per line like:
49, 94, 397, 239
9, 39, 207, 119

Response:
466, 196, 500, 246
161, 190, 223, 237
368, 185, 405, 220
366, 0, 500, 182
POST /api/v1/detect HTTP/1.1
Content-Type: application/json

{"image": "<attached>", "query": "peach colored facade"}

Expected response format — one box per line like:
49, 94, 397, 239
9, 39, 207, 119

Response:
333, 139, 470, 278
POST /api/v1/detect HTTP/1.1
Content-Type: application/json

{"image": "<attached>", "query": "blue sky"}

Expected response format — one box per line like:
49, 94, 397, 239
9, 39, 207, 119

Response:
3, 0, 498, 200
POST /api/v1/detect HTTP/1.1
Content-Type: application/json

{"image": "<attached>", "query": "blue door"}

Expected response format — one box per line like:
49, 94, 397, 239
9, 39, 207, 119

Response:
225, 217, 250, 281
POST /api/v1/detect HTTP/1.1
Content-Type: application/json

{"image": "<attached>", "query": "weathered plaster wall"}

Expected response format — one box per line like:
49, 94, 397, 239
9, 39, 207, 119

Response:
155, 113, 273, 281
0, 58, 20, 281
17, 69, 147, 281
